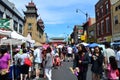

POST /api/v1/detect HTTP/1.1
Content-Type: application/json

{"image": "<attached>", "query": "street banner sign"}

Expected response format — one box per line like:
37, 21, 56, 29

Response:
0, 19, 10, 30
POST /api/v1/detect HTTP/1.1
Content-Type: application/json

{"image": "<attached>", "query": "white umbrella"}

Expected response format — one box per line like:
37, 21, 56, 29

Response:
80, 42, 89, 46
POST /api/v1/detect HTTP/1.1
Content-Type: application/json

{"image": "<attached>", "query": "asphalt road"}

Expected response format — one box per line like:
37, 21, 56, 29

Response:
52, 62, 78, 80
39, 61, 92, 80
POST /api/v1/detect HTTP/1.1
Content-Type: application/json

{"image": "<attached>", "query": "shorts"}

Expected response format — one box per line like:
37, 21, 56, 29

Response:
34, 62, 42, 69
20, 65, 29, 74
67, 54, 72, 57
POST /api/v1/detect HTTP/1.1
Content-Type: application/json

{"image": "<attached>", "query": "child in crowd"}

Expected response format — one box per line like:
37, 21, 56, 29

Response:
54, 53, 61, 68
74, 67, 80, 76
107, 56, 119, 80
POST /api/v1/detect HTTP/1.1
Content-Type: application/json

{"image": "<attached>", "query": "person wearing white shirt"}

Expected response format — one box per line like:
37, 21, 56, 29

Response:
103, 42, 115, 79
67, 46, 73, 61
34, 47, 43, 79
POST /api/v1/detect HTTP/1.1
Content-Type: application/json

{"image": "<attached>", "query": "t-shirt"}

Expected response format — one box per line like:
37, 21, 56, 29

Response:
45, 53, 53, 68
107, 64, 119, 79
14, 53, 21, 65
20, 53, 30, 65
34, 48, 42, 63
0, 53, 10, 70
104, 48, 115, 63
116, 50, 120, 68
67, 47, 73, 54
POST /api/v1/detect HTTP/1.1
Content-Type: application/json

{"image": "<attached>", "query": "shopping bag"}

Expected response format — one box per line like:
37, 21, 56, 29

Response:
24, 58, 32, 66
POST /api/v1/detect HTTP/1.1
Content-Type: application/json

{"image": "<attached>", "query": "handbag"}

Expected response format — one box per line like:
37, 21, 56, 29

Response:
24, 55, 32, 66
0, 69, 8, 75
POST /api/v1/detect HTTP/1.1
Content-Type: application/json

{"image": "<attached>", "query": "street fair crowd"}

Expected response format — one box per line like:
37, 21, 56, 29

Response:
0, 43, 63, 80
0, 42, 120, 80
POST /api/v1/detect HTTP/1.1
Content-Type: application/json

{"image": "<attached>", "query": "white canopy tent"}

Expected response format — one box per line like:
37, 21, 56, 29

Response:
25, 33, 35, 43
11, 31, 26, 42
1, 38, 23, 45
0, 30, 11, 36
25, 33, 35, 47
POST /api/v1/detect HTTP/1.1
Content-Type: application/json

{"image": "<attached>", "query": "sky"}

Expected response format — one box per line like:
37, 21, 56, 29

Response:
9, 0, 99, 38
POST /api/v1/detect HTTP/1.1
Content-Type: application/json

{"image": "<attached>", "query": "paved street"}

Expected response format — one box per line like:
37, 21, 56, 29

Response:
38, 61, 92, 80
52, 62, 77, 80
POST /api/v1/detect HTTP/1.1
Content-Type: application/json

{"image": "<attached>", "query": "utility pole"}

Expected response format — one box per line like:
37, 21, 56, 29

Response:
76, 9, 88, 21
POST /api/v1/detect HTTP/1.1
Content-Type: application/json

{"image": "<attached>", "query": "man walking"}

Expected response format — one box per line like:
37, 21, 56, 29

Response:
34, 46, 43, 79
103, 42, 115, 79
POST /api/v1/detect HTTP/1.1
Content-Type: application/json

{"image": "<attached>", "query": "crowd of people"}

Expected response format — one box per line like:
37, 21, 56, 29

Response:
73, 42, 120, 80
0, 42, 120, 80
0, 43, 71, 80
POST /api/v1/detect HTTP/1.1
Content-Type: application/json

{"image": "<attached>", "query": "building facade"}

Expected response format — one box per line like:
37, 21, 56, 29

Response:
81, 18, 95, 42
87, 22, 96, 43
23, 1, 46, 45
111, 0, 120, 42
0, 0, 24, 34
72, 25, 83, 44
95, 0, 112, 43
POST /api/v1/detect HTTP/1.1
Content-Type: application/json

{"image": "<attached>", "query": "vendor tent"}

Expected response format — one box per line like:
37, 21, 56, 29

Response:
10, 31, 26, 43
1, 38, 23, 45
11, 31, 25, 40
25, 33, 35, 43
0, 30, 11, 36
25, 33, 35, 47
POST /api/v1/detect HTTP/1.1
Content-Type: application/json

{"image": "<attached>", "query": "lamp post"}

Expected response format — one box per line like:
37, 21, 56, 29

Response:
76, 9, 88, 21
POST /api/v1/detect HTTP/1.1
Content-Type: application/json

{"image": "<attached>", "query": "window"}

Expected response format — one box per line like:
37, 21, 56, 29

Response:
100, 6, 103, 17
101, 21, 104, 35
115, 5, 120, 11
119, 5, 120, 9
114, 15, 118, 24
106, 3, 109, 14
19, 24, 22, 34
0, 11, 3, 18
14, 21, 18, 31
97, 23, 100, 36
106, 17, 110, 33
115, 7, 118, 11
90, 30, 94, 36
28, 23, 32, 30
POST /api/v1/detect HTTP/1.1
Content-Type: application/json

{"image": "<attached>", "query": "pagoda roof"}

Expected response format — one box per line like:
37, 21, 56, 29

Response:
26, 1, 37, 10
23, 11, 38, 17
38, 18, 43, 23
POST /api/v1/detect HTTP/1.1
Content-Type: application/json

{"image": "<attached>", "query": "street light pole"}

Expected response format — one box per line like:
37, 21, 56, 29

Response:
76, 9, 88, 21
